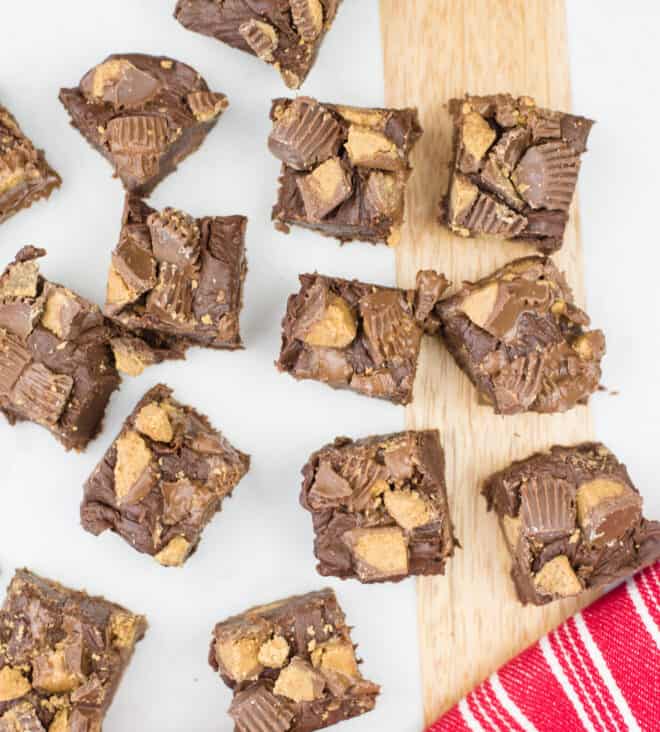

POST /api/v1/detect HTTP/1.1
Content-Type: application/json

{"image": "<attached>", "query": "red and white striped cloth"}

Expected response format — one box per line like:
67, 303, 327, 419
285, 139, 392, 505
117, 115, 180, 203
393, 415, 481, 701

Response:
428, 562, 660, 732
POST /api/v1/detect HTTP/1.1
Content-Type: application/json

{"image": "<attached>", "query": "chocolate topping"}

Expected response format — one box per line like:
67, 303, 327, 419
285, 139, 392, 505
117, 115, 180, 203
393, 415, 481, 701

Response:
484, 444, 660, 605
440, 94, 594, 253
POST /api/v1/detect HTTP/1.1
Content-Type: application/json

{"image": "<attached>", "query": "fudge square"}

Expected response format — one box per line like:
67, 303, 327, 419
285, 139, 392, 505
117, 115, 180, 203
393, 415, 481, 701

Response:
440, 93, 594, 254
276, 271, 448, 405
105, 196, 247, 376
483, 443, 660, 606
0, 247, 120, 451
436, 255, 605, 415
174, 1, 342, 90
0, 569, 146, 731
300, 431, 457, 583
270, 97, 422, 245
0, 103, 61, 226
81, 384, 250, 567
210, 589, 379, 731
59, 54, 228, 197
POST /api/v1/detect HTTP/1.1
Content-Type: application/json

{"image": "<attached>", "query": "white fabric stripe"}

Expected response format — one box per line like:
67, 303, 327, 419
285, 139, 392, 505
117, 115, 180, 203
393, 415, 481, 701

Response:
574, 613, 641, 732
490, 672, 538, 732
540, 634, 597, 732
639, 571, 660, 611
627, 577, 660, 650
459, 697, 484, 732
554, 625, 607, 732
562, 620, 617, 732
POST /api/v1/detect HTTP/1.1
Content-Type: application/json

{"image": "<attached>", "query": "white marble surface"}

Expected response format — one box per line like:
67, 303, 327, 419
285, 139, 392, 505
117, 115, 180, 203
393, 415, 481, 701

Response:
0, 3, 657, 731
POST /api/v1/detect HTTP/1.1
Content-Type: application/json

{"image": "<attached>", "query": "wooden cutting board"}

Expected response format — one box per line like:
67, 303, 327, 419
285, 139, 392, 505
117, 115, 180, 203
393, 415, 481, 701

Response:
380, 0, 598, 725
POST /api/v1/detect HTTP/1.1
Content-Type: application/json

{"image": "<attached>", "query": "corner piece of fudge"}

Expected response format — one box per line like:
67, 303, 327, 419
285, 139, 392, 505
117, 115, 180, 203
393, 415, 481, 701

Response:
59, 54, 228, 196
276, 270, 448, 405
483, 443, 660, 605
174, 1, 342, 90
81, 383, 250, 567
436, 255, 605, 414
209, 588, 379, 732
0, 104, 61, 226
0, 569, 146, 731
0, 247, 120, 450
105, 195, 247, 375
300, 430, 457, 583
270, 97, 422, 245
440, 93, 594, 253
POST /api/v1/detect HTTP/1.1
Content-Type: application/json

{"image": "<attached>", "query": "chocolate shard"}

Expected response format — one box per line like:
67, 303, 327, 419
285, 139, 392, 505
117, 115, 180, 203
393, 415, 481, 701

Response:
308, 460, 353, 509
269, 98, 343, 171
491, 127, 531, 174
560, 114, 595, 153
296, 157, 353, 220
146, 263, 195, 324
11, 362, 73, 425
239, 19, 279, 62
359, 290, 421, 367
228, 683, 294, 732
512, 142, 580, 211
479, 155, 525, 211
522, 209, 568, 240
462, 191, 528, 237
520, 476, 575, 543
40, 285, 102, 341
414, 270, 449, 333
291, 0, 324, 42
490, 351, 546, 413
105, 115, 171, 182
529, 108, 562, 141
186, 91, 228, 123
0, 330, 31, 395
111, 235, 157, 296
147, 208, 200, 267
80, 59, 161, 109
576, 478, 642, 546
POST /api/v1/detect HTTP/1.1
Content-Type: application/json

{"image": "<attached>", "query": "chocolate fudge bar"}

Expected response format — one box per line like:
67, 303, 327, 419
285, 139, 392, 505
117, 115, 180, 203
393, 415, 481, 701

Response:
270, 97, 422, 245
483, 444, 660, 606
174, 1, 342, 90
436, 256, 605, 414
300, 431, 457, 583
0, 104, 61, 225
210, 589, 379, 731
0, 247, 120, 450
277, 270, 448, 405
82, 384, 250, 567
440, 94, 594, 253
104, 196, 247, 375
0, 569, 146, 730
59, 54, 228, 196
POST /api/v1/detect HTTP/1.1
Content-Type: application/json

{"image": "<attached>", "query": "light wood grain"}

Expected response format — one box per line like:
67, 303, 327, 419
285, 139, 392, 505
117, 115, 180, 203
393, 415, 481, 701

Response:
380, 0, 598, 724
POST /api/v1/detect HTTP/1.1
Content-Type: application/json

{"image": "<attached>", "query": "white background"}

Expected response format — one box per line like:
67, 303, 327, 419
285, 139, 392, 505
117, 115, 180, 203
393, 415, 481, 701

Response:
0, 3, 658, 731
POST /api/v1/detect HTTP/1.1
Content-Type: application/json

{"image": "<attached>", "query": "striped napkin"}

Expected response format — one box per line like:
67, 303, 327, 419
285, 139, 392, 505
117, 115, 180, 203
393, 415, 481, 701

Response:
428, 562, 660, 732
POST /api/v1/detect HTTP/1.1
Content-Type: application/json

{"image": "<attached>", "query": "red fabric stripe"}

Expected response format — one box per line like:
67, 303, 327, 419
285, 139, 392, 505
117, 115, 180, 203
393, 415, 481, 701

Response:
583, 574, 660, 729
467, 691, 495, 730
427, 703, 470, 732
564, 617, 625, 731
497, 641, 584, 730
474, 684, 511, 731
549, 627, 605, 731
482, 679, 523, 732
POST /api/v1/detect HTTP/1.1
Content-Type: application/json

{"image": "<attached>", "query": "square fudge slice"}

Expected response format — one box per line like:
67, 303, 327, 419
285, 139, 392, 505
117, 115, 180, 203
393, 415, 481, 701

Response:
276, 270, 448, 405
440, 94, 594, 253
301, 430, 457, 583
0, 104, 61, 225
59, 54, 228, 196
270, 97, 422, 245
81, 383, 250, 567
483, 444, 660, 606
436, 256, 605, 414
0, 569, 146, 731
104, 196, 247, 376
0, 247, 120, 450
210, 589, 379, 732
175, 1, 342, 90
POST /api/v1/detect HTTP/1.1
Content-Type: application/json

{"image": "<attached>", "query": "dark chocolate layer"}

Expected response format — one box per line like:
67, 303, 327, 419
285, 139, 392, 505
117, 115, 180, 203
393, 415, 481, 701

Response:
440, 94, 594, 253
483, 443, 660, 605
210, 588, 379, 732
436, 255, 605, 414
300, 430, 457, 583
81, 383, 250, 566
59, 53, 228, 196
